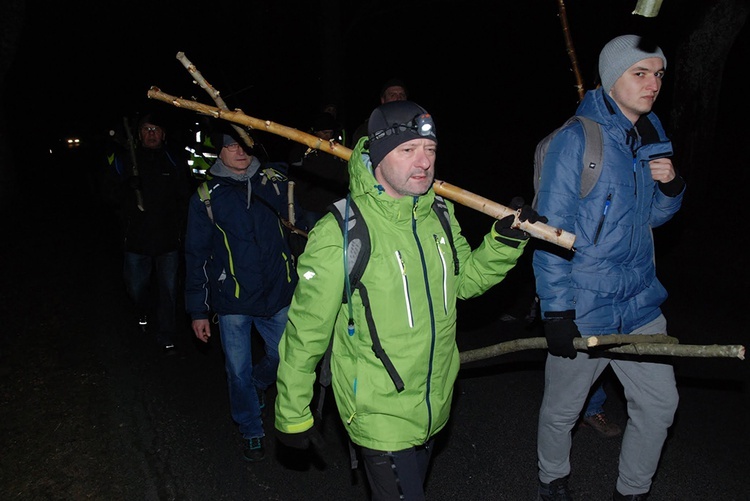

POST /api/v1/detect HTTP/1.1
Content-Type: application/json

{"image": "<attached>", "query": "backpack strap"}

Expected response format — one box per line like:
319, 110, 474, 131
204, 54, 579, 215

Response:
330, 196, 370, 303
197, 182, 214, 224
532, 115, 604, 209
576, 116, 604, 199
432, 195, 458, 276
328, 195, 405, 393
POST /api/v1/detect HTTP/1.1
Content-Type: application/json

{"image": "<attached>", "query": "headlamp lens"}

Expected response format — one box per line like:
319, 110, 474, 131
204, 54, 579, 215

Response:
415, 114, 434, 137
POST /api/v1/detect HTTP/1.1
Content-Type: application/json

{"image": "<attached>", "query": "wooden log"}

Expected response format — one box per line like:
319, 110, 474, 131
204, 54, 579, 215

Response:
459, 335, 745, 364
146, 87, 577, 250
176, 51, 255, 148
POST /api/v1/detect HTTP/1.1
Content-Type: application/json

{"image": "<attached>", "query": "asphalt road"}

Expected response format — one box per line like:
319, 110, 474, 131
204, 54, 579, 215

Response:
1, 161, 748, 501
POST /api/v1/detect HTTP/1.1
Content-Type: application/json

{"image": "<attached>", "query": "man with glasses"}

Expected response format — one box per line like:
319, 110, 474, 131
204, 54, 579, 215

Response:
104, 112, 190, 355
184, 124, 303, 463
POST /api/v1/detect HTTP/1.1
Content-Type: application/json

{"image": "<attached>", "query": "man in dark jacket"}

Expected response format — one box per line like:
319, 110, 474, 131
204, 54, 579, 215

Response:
105, 112, 190, 354
184, 124, 301, 463
287, 111, 349, 231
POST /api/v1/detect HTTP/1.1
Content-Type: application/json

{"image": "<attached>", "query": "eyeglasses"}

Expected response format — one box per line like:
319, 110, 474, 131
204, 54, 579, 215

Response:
141, 126, 162, 133
223, 143, 242, 151
369, 113, 436, 142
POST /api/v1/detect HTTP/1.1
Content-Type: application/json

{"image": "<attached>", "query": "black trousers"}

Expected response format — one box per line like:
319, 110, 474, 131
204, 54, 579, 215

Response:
361, 438, 434, 501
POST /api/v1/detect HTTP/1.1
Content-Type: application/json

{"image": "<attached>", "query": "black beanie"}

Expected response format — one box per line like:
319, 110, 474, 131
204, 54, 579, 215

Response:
210, 122, 244, 150
138, 112, 166, 129
311, 112, 338, 132
367, 101, 437, 167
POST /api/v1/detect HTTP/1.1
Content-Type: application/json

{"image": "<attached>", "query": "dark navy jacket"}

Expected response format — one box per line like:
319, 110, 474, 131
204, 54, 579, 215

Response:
184, 162, 299, 318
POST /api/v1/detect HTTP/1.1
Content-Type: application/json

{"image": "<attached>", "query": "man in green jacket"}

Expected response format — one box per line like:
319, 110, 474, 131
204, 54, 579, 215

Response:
275, 100, 543, 500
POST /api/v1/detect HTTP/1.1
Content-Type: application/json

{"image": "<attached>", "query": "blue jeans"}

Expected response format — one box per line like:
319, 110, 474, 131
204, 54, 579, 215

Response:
218, 306, 289, 440
584, 383, 607, 417
123, 251, 179, 345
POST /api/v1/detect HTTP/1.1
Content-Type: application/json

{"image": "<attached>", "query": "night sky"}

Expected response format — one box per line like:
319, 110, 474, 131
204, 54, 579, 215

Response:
6, 0, 748, 221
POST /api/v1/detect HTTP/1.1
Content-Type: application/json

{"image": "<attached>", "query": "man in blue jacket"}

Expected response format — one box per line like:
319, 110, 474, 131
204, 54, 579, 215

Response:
184, 124, 301, 462
533, 35, 686, 500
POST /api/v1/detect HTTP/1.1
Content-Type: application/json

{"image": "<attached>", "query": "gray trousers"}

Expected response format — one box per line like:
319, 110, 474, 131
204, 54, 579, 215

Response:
537, 314, 679, 496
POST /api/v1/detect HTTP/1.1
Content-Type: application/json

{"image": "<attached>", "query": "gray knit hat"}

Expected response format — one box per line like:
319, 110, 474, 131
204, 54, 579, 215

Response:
367, 101, 437, 167
599, 35, 666, 92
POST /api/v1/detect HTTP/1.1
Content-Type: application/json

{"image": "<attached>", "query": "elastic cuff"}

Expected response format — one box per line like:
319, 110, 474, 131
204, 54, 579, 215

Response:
493, 235, 523, 248
658, 176, 685, 197
544, 309, 576, 321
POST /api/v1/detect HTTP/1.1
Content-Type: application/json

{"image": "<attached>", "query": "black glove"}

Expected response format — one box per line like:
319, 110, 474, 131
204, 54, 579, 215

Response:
275, 425, 326, 451
493, 197, 548, 247
127, 176, 142, 190
543, 310, 580, 359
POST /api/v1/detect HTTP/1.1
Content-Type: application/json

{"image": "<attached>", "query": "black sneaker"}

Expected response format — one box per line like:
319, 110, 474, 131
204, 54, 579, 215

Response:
163, 344, 177, 356
243, 436, 265, 462
138, 315, 148, 333
539, 476, 573, 501
613, 490, 649, 500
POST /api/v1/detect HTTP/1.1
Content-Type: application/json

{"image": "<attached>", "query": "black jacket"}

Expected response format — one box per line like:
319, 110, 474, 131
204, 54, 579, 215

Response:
108, 145, 190, 255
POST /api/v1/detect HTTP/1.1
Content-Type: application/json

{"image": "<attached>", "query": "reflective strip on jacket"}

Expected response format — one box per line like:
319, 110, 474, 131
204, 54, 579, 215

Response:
184, 164, 298, 318
275, 137, 526, 451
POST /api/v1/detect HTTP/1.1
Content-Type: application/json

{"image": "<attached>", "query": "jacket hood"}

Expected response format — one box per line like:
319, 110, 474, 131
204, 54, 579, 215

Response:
576, 87, 666, 155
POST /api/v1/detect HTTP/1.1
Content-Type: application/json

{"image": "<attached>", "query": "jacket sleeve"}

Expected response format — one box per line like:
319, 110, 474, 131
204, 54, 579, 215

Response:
446, 200, 527, 300
651, 180, 685, 228
275, 216, 346, 434
184, 192, 215, 319
532, 127, 586, 315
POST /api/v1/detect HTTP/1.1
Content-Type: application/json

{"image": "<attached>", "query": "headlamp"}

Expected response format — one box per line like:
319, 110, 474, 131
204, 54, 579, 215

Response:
370, 113, 436, 142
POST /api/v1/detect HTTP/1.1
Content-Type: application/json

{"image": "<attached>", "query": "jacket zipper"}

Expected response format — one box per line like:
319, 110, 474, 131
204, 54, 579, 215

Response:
394, 250, 414, 327
434, 235, 449, 314
593, 193, 612, 245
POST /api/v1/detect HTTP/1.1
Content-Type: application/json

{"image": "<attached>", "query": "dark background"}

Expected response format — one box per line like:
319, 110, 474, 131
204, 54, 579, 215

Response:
3, 0, 749, 228
1, 1, 749, 500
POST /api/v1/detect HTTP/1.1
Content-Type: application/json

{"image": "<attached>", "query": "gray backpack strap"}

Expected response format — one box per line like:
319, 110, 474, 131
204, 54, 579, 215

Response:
576, 116, 604, 199
532, 115, 603, 209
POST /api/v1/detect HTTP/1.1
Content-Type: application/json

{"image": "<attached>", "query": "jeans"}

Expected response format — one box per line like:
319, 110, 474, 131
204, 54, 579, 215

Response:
123, 251, 179, 346
584, 383, 607, 417
218, 306, 289, 440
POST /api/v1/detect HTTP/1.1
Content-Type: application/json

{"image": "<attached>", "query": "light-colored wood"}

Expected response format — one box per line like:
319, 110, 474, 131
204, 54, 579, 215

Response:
459, 334, 745, 364
147, 87, 578, 250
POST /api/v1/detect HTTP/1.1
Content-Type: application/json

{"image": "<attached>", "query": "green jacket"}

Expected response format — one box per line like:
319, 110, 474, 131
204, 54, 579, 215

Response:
275, 137, 526, 451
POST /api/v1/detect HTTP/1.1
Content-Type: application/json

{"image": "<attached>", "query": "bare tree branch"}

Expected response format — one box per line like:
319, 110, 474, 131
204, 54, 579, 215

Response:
146, 87, 577, 251
459, 334, 745, 364
176, 52, 255, 148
